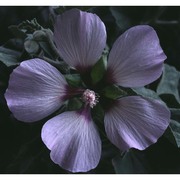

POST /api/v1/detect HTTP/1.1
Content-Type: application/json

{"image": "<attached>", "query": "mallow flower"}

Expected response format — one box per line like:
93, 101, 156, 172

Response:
5, 9, 170, 172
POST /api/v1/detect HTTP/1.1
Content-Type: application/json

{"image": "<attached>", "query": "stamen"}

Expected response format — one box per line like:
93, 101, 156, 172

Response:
82, 89, 99, 108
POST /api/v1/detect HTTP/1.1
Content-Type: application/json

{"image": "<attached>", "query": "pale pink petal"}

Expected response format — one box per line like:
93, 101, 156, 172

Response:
104, 96, 170, 151
54, 9, 107, 72
41, 109, 101, 172
107, 25, 167, 87
5, 58, 67, 122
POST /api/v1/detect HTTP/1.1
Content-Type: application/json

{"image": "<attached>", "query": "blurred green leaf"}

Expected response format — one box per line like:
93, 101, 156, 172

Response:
91, 103, 104, 124
0, 39, 23, 66
67, 97, 83, 111
102, 85, 127, 100
163, 126, 178, 147
132, 87, 161, 100
164, 109, 180, 147
65, 74, 82, 87
34, 29, 60, 59
170, 108, 180, 122
169, 119, 180, 148
6, 136, 44, 173
157, 64, 180, 108
38, 41, 55, 59
110, 7, 131, 32
112, 149, 150, 173
91, 56, 107, 85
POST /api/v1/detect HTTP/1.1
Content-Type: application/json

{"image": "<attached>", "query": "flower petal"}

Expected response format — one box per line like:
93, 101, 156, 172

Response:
5, 58, 67, 122
104, 96, 170, 151
107, 25, 166, 87
54, 9, 107, 72
41, 109, 101, 172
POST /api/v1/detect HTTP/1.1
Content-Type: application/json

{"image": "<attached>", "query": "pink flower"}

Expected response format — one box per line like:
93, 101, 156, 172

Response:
5, 9, 170, 172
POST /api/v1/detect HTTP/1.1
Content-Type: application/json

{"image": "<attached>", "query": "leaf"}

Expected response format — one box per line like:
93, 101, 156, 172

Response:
6, 136, 44, 173
91, 56, 107, 85
101, 85, 127, 100
132, 87, 161, 100
112, 149, 151, 173
38, 41, 56, 59
91, 103, 104, 124
35, 29, 60, 59
163, 126, 178, 147
170, 108, 180, 123
157, 64, 180, 108
164, 109, 180, 148
109, 7, 131, 32
169, 119, 180, 148
67, 97, 83, 111
0, 39, 23, 67
65, 74, 82, 87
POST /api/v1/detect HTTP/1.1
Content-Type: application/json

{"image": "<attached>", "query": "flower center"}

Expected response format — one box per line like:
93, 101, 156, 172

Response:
82, 89, 99, 108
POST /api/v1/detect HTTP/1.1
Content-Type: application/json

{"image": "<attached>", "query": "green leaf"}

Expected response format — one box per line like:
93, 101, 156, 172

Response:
91, 103, 106, 140
164, 110, 180, 147
163, 126, 178, 147
34, 29, 60, 59
6, 136, 44, 173
91, 56, 107, 85
67, 97, 83, 111
112, 149, 150, 173
101, 85, 127, 100
0, 39, 23, 66
169, 119, 180, 148
157, 64, 180, 108
65, 74, 82, 87
170, 108, 180, 123
109, 7, 131, 32
38, 41, 56, 59
91, 103, 104, 124
132, 87, 161, 100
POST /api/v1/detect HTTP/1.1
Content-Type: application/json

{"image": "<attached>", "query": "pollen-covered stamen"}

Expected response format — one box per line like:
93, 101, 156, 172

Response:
82, 89, 99, 108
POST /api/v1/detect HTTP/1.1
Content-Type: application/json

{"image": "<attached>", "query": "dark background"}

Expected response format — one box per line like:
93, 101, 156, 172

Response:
0, 6, 180, 174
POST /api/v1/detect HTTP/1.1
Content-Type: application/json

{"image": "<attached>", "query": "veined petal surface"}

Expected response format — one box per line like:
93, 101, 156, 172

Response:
54, 9, 107, 72
41, 110, 101, 172
107, 25, 166, 87
5, 58, 67, 122
104, 96, 170, 151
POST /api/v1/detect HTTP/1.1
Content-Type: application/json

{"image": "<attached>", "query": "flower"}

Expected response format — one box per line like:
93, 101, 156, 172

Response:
5, 9, 170, 172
